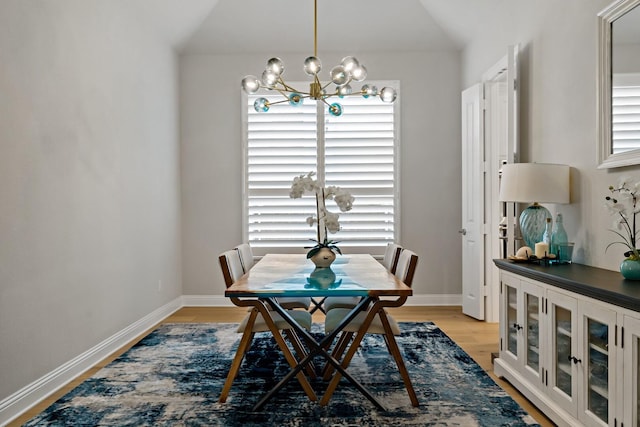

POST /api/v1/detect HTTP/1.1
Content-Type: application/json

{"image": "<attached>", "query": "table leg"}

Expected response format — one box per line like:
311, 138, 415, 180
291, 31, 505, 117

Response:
226, 299, 317, 403
320, 297, 418, 407
319, 301, 383, 406
255, 297, 386, 411
309, 297, 327, 314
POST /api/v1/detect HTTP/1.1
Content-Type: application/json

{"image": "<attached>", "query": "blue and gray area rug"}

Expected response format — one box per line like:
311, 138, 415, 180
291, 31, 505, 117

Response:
25, 322, 539, 426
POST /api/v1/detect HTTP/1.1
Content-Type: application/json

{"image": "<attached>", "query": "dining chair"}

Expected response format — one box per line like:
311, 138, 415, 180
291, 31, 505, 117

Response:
218, 249, 316, 403
322, 244, 404, 313
233, 243, 311, 311
382, 242, 403, 274
321, 249, 419, 407
235, 243, 255, 272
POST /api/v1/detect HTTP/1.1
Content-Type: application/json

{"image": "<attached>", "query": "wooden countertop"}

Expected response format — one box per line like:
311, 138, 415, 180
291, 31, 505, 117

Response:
494, 259, 640, 313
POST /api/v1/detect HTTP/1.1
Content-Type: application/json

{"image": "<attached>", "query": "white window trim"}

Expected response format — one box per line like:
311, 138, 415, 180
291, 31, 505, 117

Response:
241, 80, 401, 257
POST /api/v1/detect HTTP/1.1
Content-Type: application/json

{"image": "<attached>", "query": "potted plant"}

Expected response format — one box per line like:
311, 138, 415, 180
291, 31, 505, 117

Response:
605, 177, 640, 279
289, 172, 354, 267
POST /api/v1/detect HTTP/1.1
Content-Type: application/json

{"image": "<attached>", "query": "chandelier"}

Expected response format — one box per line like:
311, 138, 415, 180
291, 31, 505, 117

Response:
240, 0, 397, 117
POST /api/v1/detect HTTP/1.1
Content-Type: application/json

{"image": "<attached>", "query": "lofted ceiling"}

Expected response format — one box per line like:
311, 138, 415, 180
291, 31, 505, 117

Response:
179, 0, 510, 54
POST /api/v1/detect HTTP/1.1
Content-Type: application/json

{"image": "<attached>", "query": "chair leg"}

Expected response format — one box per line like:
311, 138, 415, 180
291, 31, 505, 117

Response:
219, 311, 259, 403
378, 310, 419, 407
322, 331, 353, 380
283, 329, 316, 379
320, 330, 366, 406
258, 310, 318, 402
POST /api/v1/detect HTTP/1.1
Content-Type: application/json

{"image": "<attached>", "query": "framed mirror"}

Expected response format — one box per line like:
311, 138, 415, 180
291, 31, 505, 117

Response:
597, 0, 640, 169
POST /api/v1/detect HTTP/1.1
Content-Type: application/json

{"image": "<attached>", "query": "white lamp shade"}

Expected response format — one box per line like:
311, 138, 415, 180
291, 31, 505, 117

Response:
499, 163, 570, 204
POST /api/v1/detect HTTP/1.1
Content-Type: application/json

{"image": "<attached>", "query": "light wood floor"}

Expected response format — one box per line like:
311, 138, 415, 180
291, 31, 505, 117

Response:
10, 306, 554, 426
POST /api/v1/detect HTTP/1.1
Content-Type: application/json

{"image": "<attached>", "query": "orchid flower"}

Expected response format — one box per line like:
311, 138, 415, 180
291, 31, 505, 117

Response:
605, 179, 640, 260
289, 172, 355, 255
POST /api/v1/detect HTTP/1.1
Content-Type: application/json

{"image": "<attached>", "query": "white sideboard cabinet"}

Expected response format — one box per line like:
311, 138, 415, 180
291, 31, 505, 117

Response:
494, 260, 640, 427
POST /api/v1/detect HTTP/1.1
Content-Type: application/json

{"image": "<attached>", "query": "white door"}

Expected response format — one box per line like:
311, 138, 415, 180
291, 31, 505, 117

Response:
461, 84, 485, 320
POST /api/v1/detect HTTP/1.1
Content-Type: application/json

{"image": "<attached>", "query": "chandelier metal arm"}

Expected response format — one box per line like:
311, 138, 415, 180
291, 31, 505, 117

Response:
241, 0, 396, 115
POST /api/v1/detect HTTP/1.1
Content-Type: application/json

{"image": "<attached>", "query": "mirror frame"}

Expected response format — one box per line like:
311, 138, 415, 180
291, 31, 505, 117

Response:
597, 0, 640, 169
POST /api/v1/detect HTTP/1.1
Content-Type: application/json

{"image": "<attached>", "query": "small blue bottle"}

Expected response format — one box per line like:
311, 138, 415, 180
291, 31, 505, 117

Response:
551, 213, 568, 259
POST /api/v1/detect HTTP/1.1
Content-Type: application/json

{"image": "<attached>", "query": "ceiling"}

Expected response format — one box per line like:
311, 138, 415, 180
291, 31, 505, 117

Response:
179, 0, 510, 54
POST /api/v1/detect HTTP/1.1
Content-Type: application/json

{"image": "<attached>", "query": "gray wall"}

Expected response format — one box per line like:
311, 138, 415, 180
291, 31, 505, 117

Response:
0, 1, 183, 400
179, 51, 462, 298
461, 0, 630, 271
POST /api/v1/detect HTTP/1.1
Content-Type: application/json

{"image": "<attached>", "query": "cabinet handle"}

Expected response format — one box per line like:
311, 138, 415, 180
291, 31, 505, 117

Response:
512, 323, 523, 331
568, 355, 581, 364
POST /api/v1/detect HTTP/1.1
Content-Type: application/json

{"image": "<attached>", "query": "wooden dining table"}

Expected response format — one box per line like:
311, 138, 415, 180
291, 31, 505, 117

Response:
224, 253, 416, 411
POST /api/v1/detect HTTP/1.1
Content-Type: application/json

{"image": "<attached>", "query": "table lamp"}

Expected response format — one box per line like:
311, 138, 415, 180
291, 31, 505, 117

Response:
499, 163, 570, 250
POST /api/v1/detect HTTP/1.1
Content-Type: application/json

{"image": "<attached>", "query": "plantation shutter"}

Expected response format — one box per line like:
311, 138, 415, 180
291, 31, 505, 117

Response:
324, 95, 396, 249
244, 81, 399, 256
612, 74, 640, 154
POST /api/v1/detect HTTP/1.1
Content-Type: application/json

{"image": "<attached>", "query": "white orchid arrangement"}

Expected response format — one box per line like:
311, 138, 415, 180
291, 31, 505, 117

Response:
289, 172, 355, 257
605, 177, 640, 260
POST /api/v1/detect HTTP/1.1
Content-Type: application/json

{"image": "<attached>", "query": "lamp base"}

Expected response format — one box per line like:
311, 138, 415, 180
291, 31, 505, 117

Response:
519, 203, 551, 250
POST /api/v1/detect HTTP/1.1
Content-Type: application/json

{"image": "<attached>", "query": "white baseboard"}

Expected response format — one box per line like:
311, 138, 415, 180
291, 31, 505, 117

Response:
1, 293, 461, 426
0, 297, 183, 427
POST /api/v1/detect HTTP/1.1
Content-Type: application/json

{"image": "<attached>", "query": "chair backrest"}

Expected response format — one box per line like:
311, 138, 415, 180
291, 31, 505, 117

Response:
235, 243, 254, 274
382, 243, 403, 274
218, 249, 245, 288
394, 249, 418, 287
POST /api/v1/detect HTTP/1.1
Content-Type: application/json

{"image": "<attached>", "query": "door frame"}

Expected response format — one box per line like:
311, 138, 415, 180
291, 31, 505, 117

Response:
483, 45, 519, 323
461, 45, 519, 323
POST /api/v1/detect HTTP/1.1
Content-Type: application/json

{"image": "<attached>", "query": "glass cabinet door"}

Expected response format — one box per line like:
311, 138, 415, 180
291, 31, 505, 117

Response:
555, 305, 573, 397
521, 280, 543, 384
586, 318, 609, 424
506, 284, 518, 357
526, 293, 540, 371
547, 290, 578, 418
580, 303, 616, 427
624, 315, 640, 427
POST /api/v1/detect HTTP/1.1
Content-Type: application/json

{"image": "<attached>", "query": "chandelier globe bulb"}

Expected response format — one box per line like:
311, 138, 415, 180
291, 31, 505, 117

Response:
338, 84, 352, 97
241, 75, 261, 94
329, 103, 343, 116
304, 56, 322, 76
253, 97, 270, 112
380, 87, 397, 103
330, 65, 351, 86
266, 57, 285, 76
341, 56, 360, 73
261, 69, 278, 87
351, 65, 367, 82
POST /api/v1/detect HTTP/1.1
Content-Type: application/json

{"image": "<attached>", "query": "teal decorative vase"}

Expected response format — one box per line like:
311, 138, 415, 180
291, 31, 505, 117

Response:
620, 258, 640, 280
519, 203, 551, 250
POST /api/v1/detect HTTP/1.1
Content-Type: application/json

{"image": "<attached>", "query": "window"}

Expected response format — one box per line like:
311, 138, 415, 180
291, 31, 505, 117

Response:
612, 73, 640, 154
242, 81, 400, 256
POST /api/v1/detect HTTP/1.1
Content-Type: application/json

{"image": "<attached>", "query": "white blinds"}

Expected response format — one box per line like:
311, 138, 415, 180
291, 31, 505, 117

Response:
244, 82, 398, 254
612, 74, 640, 154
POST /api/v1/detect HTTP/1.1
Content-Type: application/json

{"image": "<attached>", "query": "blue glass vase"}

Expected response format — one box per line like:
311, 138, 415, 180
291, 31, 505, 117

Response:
520, 203, 551, 250
620, 259, 640, 280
